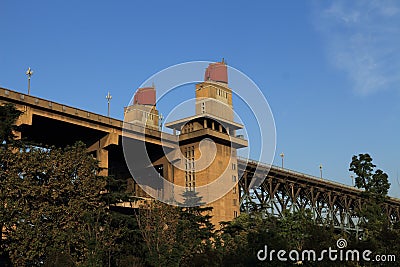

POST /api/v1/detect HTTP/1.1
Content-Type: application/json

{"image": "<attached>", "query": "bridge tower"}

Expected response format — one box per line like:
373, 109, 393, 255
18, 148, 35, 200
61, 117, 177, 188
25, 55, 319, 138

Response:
165, 60, 248, 226
124, 86, 159, 129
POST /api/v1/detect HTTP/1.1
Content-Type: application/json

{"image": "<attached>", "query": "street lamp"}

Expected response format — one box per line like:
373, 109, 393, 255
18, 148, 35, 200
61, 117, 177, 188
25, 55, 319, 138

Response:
26, 67, 33, 95
350, 175, 354, 186
280, 153, 284, 168
319, 164, 323, 179
106, 92, 112, 117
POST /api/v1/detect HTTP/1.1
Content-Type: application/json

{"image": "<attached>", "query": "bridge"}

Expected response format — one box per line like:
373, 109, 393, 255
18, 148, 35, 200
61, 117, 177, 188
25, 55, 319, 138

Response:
1, 86, 399, 232
0, 87, 177, 178
238, 158, 400, 234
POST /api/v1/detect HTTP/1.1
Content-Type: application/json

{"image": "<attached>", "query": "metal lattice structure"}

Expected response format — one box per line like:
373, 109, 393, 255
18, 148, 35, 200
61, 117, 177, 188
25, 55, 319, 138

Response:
237, 158, 400, 234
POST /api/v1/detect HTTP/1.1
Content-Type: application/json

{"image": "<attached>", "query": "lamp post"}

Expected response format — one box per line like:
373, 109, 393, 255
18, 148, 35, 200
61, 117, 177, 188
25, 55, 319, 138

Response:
280, 152, 284, 168
319, 164, 323, 179
350, 175, 354, 186
106, 92, 112, 117
26, 67, 33, 95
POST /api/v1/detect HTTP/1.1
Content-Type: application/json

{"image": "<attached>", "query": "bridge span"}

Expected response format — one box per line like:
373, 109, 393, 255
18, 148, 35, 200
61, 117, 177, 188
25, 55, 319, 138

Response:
237, 158, 400, 233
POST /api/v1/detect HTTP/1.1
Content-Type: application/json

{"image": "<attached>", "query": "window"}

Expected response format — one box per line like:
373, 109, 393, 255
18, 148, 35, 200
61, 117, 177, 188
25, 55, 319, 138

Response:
233, 199, 237, 206
232, 175, 236, 182
233, 187, 236, 194
232, 163, 236, 170
185, 147, 196, 188
234, 211, 238, 218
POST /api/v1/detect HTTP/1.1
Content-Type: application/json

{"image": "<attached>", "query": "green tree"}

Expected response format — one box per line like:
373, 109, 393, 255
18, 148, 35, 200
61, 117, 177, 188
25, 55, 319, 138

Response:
349, 153, 397, 258
349, 153, 390, 196
0, 142, 109, 266
0, 103, 22, 265
219, 212, 274, 266
177, 190, 216, 267
0, 103, 145, 266
278, 209, 312, 251
0, 103, 22, 145
135, 201, 181, 266
135, 192, 217, 267
102, 175, 146, 266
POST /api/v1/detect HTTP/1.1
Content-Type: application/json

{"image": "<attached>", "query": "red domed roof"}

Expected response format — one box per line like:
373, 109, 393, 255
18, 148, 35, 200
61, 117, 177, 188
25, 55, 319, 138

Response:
133, 87, 156, 105
204, 60, 228, 84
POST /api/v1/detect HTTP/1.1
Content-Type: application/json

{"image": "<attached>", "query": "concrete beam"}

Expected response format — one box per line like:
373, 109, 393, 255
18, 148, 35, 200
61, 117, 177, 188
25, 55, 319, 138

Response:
87, 132, 119, 153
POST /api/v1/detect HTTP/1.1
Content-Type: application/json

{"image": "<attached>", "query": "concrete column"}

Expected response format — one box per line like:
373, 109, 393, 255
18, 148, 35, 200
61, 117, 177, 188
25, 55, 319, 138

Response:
204, 119, 207, 128
96, 148, 109, 176
88, 132, 119, 177
211, 121, 215, 130
15, 106, 33, 126
13, 106, 32, 141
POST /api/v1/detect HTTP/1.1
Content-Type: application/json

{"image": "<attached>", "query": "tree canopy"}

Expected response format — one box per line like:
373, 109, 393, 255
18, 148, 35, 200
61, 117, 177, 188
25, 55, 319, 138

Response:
0, 103, 22, 145
349, 153, 390, 196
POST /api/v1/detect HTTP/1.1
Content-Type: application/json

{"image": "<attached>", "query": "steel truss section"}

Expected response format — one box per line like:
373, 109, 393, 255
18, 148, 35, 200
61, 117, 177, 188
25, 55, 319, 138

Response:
237, 159, 400, 235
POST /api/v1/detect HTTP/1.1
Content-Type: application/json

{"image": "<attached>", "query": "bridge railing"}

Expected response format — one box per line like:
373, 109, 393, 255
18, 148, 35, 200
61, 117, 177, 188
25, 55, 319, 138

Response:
237, 156, 362, 191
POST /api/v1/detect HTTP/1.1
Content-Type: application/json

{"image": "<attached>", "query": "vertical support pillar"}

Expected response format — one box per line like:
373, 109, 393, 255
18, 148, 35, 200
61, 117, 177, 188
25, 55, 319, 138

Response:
96, 148, 109, 176
88, 132, 119, 177
14, 106, 33, 140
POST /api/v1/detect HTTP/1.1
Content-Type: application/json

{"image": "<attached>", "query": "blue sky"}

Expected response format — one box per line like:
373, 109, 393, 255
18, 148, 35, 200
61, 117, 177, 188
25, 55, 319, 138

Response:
1, 1, 399, 196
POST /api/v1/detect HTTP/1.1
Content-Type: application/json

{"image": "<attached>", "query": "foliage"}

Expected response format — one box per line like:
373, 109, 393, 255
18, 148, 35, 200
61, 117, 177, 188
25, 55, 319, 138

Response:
218, 210, 369, 267
0, 142, 109, 265
135, 191, 217, 267
349, 153, 392, 246
136, 201, 181, 266
277, 209, 313, 251
0, 103, 22, 145
349, 153, 390, 196
178, 190, 216, 266
101, 175, 146, 266
0, 104, 145, 266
